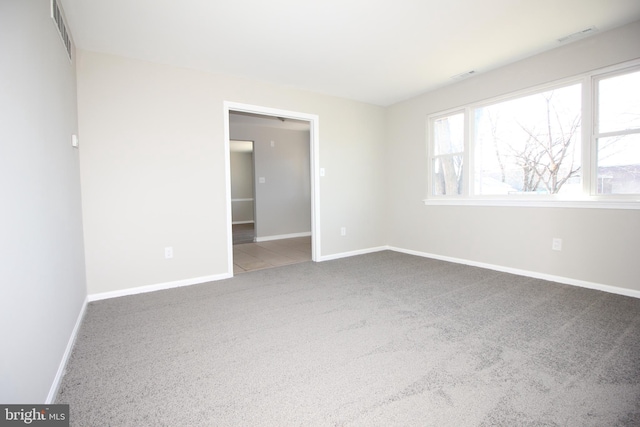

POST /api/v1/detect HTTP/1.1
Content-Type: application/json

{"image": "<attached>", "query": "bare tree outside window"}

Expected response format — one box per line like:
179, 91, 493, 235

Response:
474, 84, 582, 195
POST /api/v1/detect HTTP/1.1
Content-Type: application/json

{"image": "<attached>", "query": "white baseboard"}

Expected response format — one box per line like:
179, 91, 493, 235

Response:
88, 273, 232, 302
255, 231, 311, 242
388, 246, 640, 299
318, 246, 388, 262
46, 296, 88, 404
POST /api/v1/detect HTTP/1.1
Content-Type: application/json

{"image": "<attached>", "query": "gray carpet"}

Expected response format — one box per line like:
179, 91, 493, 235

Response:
56, 251, 640, 426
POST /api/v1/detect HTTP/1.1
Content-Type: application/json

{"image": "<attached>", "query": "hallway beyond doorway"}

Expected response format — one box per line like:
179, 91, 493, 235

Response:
233, 236, 311, 274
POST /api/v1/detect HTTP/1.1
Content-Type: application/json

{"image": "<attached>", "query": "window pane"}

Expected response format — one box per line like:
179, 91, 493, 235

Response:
434, 113, 464, 155
597, 134, 640, 194
598, 70, 640, 134
474, 84, 582, 195
433, 155, 463, 195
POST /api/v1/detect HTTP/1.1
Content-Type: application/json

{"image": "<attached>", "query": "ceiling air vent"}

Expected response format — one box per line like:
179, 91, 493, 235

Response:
51, 0, 73, 61
451, 70, 476, 81
557, 26, 598, 44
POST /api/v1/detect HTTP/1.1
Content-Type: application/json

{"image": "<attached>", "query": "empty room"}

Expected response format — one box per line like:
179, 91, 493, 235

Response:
1, 0, 639, 425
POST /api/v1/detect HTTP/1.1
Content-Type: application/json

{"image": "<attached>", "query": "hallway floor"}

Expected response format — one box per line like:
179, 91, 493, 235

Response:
233, 236, 312, 274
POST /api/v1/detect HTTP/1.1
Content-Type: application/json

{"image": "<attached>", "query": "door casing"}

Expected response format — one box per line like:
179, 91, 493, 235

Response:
223, 101, 321, 275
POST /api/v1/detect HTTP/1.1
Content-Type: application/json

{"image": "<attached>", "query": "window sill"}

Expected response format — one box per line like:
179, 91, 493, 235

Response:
422, 198, 640, 210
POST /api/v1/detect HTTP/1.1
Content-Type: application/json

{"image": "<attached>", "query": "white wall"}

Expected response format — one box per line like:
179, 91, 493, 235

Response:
76, 50, 387, 295
0, 0, 86, 402
230, 125, 311, 239
386, 21, 640, 293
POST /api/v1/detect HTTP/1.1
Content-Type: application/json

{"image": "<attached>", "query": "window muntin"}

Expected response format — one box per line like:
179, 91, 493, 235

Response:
427, 62, 640, 203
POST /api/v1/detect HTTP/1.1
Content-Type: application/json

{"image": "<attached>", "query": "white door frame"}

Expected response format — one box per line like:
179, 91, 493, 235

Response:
223, 101, 321, 275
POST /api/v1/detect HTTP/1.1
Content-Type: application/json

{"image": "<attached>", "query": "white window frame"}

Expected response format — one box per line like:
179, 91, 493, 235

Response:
425, 59, 640, 210
590, 64, 640, 199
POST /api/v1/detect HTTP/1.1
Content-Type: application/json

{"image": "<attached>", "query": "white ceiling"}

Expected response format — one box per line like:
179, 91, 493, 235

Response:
60, 0, 640, 106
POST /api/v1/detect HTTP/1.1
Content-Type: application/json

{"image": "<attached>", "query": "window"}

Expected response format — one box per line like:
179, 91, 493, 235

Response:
595, 69, 640, 195
432, 112, 464, 195
427, 61, 640, 206
474, 84, 581, 196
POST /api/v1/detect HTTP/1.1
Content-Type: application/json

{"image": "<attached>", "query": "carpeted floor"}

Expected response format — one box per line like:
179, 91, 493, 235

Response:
56, 251, 640, 426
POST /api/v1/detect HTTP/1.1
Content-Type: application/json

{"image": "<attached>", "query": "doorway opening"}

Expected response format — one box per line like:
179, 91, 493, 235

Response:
224, 102, 320, 275
229, 139, 256, 245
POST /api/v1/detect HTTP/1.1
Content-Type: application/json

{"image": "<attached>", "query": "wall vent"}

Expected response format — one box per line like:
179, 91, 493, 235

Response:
51, 0, 73, 62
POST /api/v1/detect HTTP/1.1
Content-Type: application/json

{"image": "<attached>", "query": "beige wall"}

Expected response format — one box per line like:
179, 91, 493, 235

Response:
386, 21, 640, 292
0, 0, 86, 402
76, 21, 640, 296
76, 50, 387, 295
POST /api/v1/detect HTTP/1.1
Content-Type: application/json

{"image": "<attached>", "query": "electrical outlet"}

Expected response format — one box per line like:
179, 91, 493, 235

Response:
552, 238, 562, 251
340, 227, 346, 236
165, 246, 173, 259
